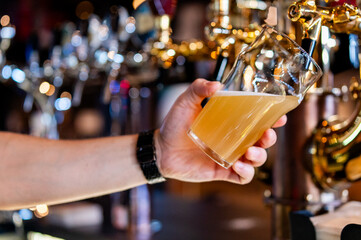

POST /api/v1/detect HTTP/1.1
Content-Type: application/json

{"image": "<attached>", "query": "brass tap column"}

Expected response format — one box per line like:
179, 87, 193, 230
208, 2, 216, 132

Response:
206, 0, 233, 81
154, 15, 172, 44
270, 1, 361, 239
287, 0, 361, 191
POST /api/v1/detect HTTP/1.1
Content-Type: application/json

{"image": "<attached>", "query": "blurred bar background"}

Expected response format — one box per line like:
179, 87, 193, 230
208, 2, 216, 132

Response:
2, 0, 361, 239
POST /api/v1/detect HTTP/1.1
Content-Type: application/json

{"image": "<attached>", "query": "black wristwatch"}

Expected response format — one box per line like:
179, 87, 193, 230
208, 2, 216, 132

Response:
136, 130, 166, 184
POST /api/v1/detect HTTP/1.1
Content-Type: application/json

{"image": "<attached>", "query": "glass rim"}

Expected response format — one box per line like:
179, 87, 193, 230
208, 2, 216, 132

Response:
253, 24, 323, 78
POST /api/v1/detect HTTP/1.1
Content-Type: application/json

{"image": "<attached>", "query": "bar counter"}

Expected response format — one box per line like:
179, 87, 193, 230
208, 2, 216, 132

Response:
18, 181, 271, 240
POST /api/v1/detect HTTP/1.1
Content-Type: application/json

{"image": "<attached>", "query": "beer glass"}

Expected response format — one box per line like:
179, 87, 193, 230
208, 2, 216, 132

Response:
188, 25, 322, 169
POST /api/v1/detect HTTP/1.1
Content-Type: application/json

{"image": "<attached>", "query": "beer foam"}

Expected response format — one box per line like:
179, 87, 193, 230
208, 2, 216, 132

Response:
214, 90, 280, 97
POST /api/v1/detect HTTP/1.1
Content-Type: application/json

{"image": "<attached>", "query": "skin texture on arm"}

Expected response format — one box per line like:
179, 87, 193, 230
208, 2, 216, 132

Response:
0, 132, 146, 210
0, 79, 286, 210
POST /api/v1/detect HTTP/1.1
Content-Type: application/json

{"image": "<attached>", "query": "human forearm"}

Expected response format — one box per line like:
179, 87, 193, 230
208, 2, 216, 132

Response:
0, 132, 146, 210
0, 78, 286, 210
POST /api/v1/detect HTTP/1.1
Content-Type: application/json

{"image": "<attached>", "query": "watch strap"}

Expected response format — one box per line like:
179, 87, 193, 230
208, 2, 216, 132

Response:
136, 130, 166, 184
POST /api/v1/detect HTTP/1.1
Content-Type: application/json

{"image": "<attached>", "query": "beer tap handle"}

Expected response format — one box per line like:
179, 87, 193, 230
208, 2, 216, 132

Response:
301, 38, 317, 58
212, 51, 229, 82
202, 49, 229, 107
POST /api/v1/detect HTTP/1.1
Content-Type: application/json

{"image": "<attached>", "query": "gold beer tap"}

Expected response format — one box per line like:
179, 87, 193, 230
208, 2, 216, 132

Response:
288, 0, 322, 55
206, 0, 233, 45
305, 77, 361, 190
149, 14, 216, 68
206, 0, 263, 81
149, 0, 263, 72
289, 1, 361, 35
288, 0, 361, 190
288, 0, 322, 38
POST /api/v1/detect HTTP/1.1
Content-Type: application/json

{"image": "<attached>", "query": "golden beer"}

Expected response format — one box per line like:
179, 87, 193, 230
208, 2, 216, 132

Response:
188, 91, 300, 168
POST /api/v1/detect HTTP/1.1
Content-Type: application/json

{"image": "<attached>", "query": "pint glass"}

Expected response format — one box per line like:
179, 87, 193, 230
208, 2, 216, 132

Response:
188, 25, 322, 169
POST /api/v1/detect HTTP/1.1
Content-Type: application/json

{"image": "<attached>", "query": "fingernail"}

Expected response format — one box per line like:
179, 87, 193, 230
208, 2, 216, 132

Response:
235, 161, 245, 171
246, 147, 258, 160
206, 81, 221, 87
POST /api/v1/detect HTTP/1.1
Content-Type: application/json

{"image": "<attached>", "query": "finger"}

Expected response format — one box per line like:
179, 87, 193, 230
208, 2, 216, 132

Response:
244, 146, 267, 167
272, 115, 287, 128
177, 79, 222, 107
255, 129, 277, 149
232, 161, 255, 184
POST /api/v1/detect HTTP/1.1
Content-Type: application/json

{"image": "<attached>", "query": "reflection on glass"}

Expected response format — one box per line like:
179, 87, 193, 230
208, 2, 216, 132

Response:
188, 25, 323, 168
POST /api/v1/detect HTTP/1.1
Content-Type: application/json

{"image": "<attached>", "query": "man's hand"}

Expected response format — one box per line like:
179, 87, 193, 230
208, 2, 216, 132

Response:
155, 78, 287, 184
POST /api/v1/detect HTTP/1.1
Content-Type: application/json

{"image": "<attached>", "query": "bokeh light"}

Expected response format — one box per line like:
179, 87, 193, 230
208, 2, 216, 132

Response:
39, 82, 51, 94
76, 1, 94, 20
34, 204, 49, 218
55, 97, 72, 111
11, 68, 25, 83
0, 15, 10, 26
2, 65, 12, 79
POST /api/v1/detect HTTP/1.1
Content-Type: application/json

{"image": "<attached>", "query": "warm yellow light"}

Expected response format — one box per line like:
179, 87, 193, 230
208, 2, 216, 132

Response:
179, 45, 188, 54
196, 42, 204, 49
107, 51, 115, 60
133, 0, 146, 9
76, 1, 94, 20
211, 51, 217, 59
1, 15, 10, 26
274, 68, 283, 80
60, 91, 72, 99
160, 15, 170, 29
46, 85, 55, 96
248, 32, 255, 38
189, 43, 197, 51
34, 204, 49, 218
243, 66, 254, 87
36, 204, 48, 214
163, 61, 172, 69
276, 35, 283, 41
167, 49, 176, 57
322, 120, 328, 127
161, 52, 169, 61
127, 16, 136, 25
39, 82, 50, 94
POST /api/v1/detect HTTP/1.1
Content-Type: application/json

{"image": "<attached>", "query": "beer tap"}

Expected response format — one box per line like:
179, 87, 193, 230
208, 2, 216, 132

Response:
206, 0, 266, 82
266, 2, 361, 239
206, 0, 232, 81
289, 1, 361, 34
144, 0, 231, 72
288, 0, 322, 55
288, 0, 361, 57
288, 0, 361, 191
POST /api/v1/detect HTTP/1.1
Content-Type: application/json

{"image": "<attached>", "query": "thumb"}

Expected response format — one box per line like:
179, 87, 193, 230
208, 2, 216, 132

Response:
179, 79, 222, 107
